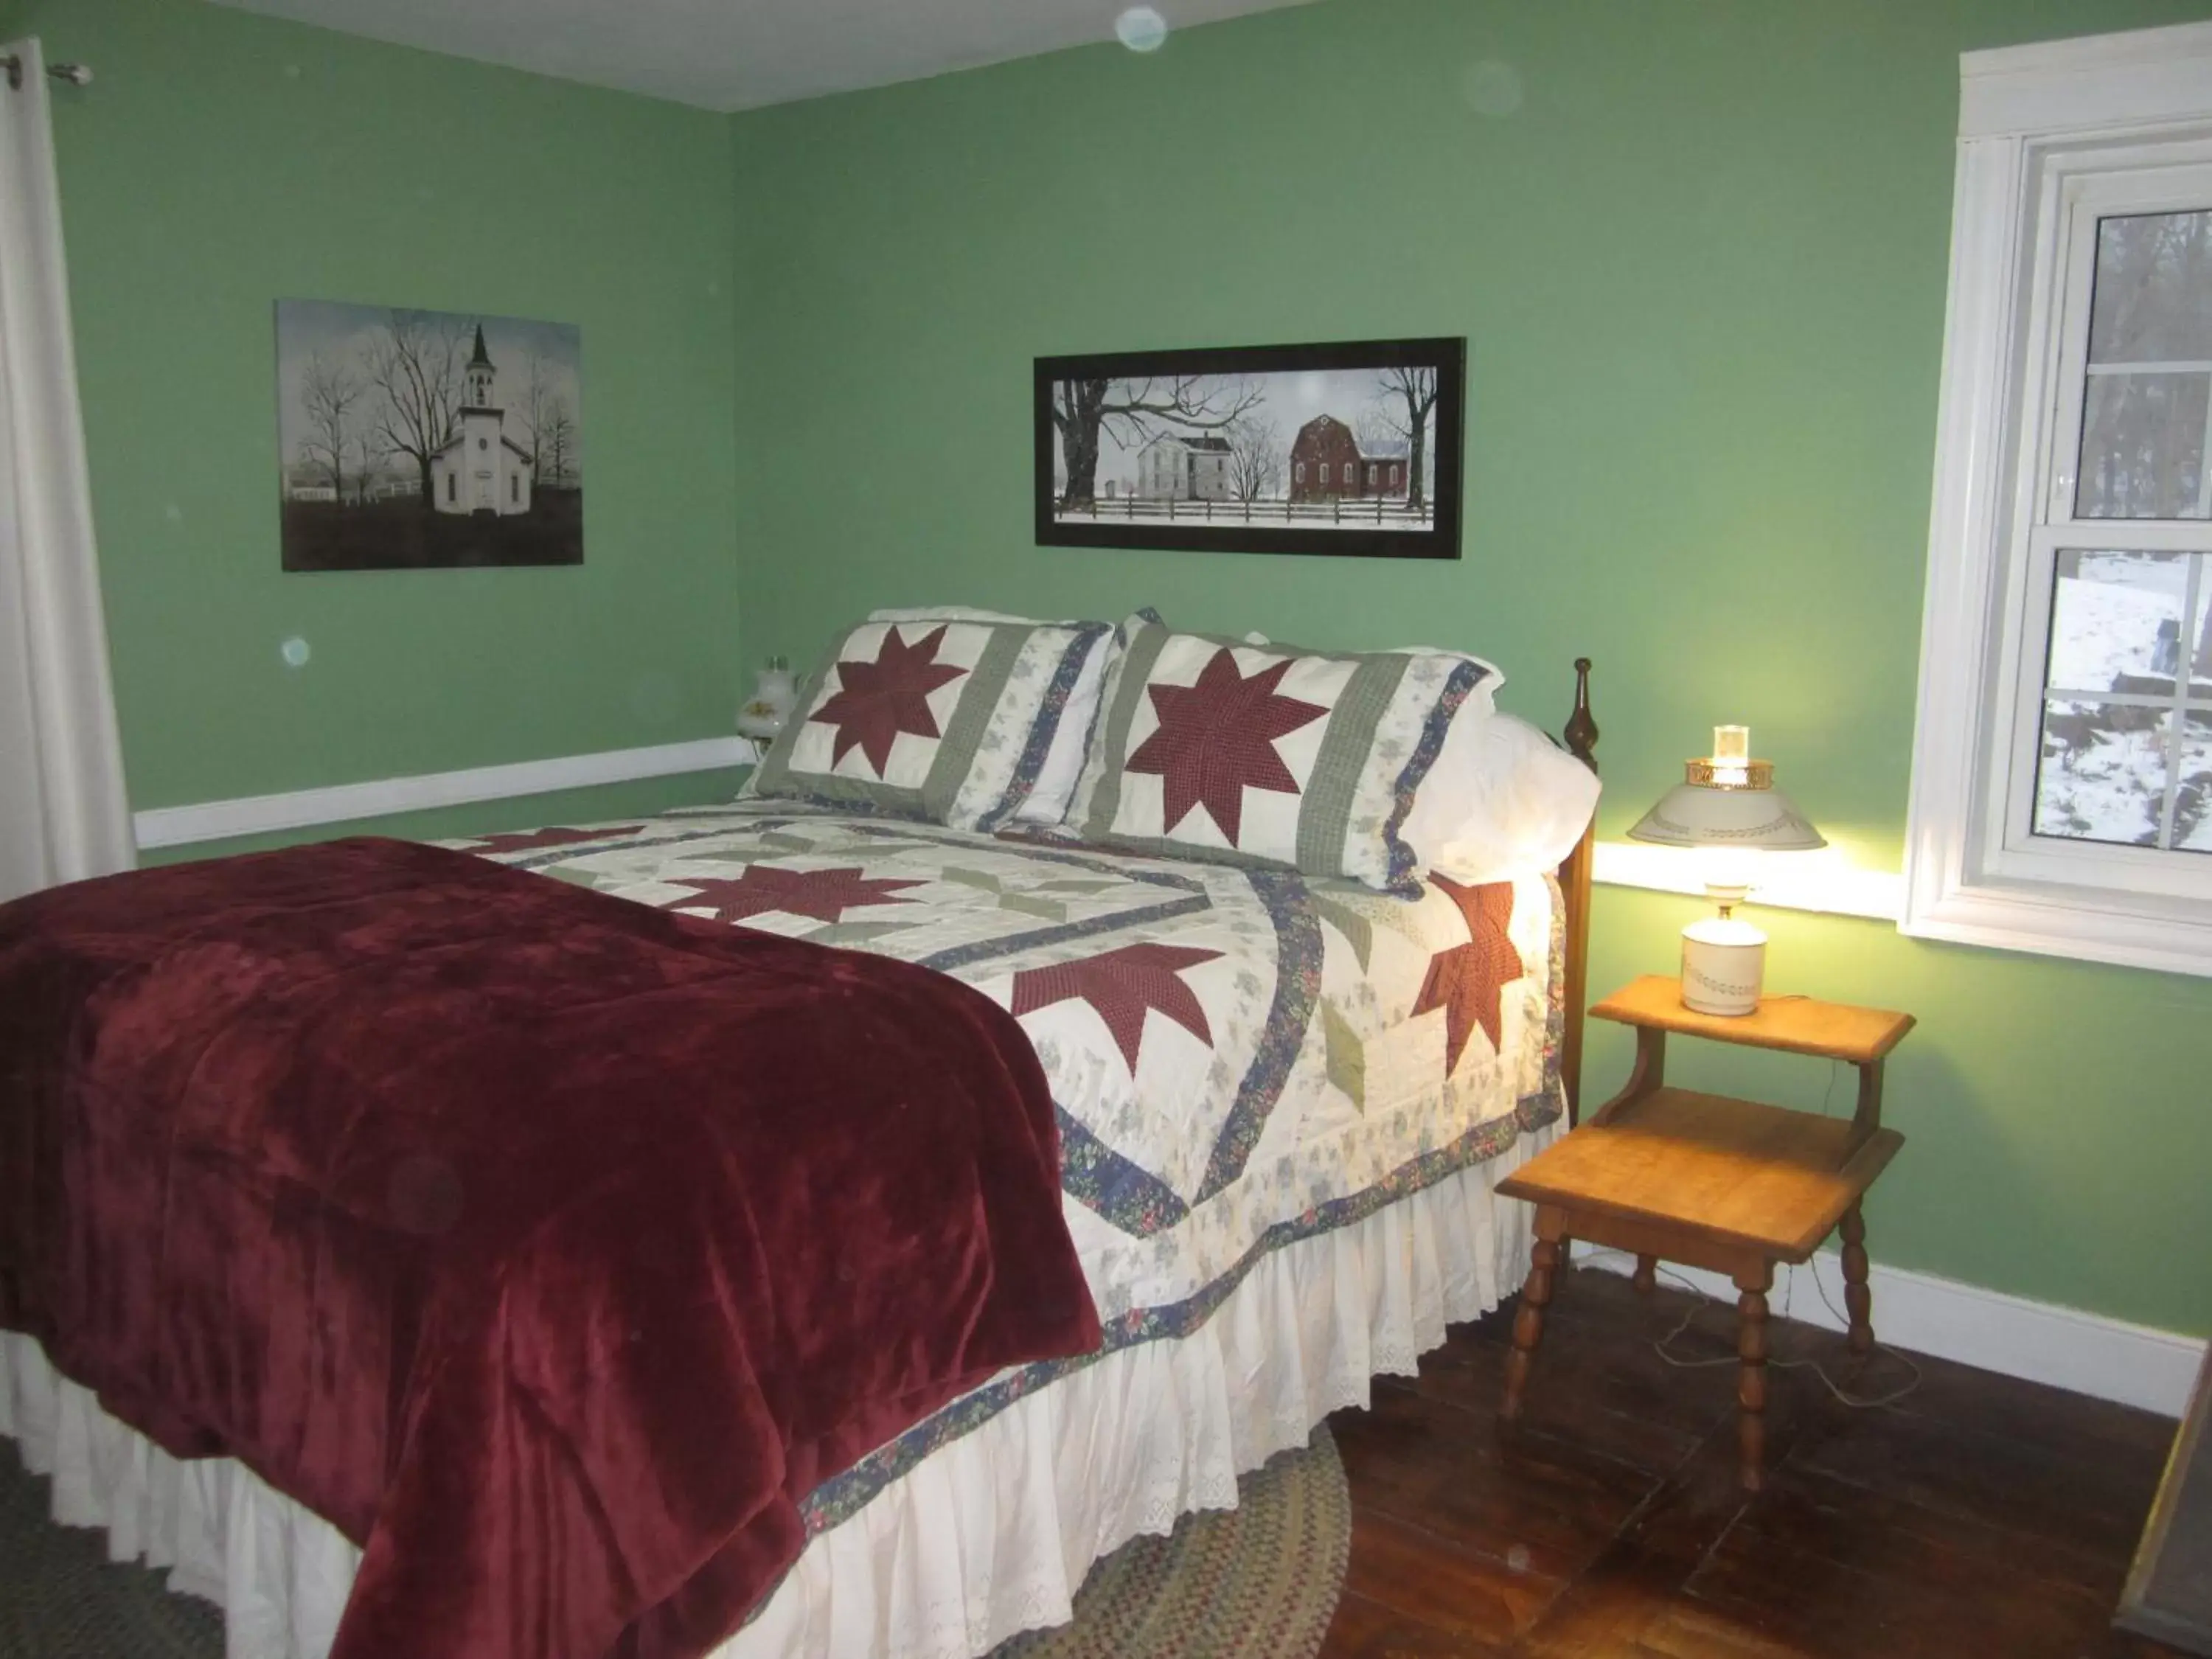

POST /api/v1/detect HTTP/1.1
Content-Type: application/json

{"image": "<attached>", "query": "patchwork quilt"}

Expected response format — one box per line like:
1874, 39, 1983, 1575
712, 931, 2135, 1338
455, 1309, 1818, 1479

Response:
461, 802, 1565, 1523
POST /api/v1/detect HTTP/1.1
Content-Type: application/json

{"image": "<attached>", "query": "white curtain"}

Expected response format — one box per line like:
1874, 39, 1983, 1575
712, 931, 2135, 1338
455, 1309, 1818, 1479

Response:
0, 37, 133, 902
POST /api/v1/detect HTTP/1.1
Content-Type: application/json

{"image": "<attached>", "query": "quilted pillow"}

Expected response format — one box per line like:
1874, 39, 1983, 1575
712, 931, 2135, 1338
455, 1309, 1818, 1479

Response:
1065, 613, 1496, 893
750, 613, 1110, 830
860, 605, 1121, 829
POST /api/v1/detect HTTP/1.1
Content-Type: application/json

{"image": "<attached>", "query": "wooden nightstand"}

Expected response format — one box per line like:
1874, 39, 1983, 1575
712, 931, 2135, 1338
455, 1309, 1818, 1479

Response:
1495, 974, 1914, 1490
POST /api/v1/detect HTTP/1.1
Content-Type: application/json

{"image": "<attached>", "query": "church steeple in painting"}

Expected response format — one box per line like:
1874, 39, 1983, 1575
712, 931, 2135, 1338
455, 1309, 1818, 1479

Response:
464, 324, 497, 412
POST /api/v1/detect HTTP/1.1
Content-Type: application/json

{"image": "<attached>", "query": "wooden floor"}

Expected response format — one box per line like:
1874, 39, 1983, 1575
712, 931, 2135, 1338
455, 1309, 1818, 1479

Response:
1318, 1266, 2188, 1659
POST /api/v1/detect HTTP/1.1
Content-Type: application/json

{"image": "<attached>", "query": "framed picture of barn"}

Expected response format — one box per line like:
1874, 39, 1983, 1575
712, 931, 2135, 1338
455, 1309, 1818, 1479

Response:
1034, 337, 1465, 559
274, 299, 582, 571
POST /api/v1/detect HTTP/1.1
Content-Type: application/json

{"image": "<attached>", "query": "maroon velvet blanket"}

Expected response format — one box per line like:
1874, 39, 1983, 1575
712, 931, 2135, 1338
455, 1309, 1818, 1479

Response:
0, 838, 1100, 1659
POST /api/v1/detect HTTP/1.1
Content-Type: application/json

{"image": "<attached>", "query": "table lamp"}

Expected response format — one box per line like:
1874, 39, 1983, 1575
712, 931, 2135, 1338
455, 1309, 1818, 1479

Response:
1626, 725, 1826, 1017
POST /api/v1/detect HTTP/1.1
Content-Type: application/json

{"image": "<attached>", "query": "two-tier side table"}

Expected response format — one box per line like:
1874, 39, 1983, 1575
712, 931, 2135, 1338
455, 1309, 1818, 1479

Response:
1495, 974, 1915, 1490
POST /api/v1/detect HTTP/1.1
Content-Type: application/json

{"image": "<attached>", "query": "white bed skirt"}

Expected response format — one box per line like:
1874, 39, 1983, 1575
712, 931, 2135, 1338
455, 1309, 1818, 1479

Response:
0, 1127, 1544, 1659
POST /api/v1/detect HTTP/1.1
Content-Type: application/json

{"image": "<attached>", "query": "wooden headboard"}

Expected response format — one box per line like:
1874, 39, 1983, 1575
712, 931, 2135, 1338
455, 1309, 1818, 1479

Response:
1555, 658, 1599, 1124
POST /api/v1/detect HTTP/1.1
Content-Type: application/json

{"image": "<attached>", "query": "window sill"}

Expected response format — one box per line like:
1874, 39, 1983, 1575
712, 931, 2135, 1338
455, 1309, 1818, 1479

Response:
1900, 866, 2212, 978
1591, 841, 1903, 922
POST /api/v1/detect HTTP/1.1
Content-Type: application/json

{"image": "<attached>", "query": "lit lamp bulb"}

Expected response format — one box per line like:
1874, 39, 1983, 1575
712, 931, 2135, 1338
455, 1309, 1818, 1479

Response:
1711, 724, 1750, 787
1626, 724, 1826, 1017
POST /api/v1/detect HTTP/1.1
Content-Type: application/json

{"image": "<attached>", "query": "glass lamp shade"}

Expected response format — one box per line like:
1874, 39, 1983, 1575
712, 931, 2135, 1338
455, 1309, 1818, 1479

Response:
1624, 782, 1826, 852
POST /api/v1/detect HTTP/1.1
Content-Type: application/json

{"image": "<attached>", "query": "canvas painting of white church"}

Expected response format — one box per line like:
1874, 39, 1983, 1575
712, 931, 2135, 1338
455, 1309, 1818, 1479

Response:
274, 299, 582, 571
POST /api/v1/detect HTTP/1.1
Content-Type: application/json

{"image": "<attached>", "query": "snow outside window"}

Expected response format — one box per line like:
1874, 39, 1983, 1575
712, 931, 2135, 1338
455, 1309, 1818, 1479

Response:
1905, 21, 2212, 975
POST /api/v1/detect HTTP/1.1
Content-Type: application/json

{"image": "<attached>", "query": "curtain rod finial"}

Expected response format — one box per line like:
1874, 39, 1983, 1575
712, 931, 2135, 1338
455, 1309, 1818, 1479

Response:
0, 55, 92, 88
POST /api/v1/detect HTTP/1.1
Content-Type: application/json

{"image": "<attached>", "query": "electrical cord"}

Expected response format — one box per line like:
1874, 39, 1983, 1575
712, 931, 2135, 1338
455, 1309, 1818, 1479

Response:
1581, 1248, 1924, 1411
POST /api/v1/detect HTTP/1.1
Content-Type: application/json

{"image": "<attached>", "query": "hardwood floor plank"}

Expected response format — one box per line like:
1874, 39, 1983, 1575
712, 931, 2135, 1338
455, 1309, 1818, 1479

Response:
1333, 1380, 1662, 1582
1733, 1461, 2138, 1603
1511, 1427, 1772, 1657
1689, 1504, 2121, 1659
1316, 1590, 1517, 1658
1635, 1601, 1820, 1659
1341, 1507, 1563, 1644
1790, 1396, 2160, 1563
1317, 1270, 2172, 1659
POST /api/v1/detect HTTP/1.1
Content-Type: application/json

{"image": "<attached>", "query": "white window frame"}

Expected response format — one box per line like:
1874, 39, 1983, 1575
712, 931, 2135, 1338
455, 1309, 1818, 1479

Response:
1905, 19, 2212, 978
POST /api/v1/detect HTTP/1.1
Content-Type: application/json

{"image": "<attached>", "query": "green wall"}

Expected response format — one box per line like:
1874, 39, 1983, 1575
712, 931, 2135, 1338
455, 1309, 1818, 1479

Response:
728, 0, 2212, 1334
24, 0, 742, 812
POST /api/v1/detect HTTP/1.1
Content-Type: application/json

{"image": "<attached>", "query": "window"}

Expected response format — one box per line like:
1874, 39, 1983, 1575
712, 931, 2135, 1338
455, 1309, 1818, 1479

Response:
1342, 462, 1354, 485
445, 473, 455, 504
510, 473, 520, 505
1295, 461, 1305, 484
1391, 465, 1401, 487
1366, 463, 1378, 487
1906, 20, 2212, 976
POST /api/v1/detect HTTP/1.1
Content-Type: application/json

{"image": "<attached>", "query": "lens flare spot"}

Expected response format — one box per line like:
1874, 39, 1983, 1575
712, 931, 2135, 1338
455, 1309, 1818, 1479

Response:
1506, 1543, 1531, 1573
162, 504, 183, 524
281, 636, 311, 668
1458, 59, 1524, 117
1116, 7, 1169, 53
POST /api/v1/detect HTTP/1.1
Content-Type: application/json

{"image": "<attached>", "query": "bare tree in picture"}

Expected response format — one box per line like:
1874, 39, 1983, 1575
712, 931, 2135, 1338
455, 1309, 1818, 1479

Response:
1051, 375, 1263, 508
521, 347, 554, 474
538, 395, 577, 489
1353, 408, 1397, 456
366, 310, 467, 508
1225, 417, 1284, 504
299, 349, 365, 506
349, 428, 391, 506
1374, 366, 1439, 511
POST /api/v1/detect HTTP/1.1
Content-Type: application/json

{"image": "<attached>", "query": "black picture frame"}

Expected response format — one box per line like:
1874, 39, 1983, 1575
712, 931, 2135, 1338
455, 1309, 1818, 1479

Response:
1034, 337, 1465, 560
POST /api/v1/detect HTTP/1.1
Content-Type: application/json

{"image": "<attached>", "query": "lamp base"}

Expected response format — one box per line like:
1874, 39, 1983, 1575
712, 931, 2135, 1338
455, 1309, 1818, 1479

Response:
1680, 916, 1765, 1016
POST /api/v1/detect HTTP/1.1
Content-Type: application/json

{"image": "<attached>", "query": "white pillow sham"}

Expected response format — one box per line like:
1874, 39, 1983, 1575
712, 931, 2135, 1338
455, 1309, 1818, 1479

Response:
1401, 709, 1601, 884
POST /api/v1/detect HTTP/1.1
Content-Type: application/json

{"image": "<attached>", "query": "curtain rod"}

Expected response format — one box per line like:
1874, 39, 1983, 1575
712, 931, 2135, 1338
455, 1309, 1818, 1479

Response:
2, 56, 94, 90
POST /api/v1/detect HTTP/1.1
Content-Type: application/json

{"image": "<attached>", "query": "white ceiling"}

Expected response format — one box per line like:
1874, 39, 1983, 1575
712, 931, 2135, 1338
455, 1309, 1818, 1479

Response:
204, 0, 1318, 112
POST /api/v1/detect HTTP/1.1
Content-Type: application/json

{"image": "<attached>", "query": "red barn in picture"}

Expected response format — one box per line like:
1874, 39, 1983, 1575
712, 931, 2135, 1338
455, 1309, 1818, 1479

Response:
1290, 414, 1361, 501
1290, 414, 1409, 501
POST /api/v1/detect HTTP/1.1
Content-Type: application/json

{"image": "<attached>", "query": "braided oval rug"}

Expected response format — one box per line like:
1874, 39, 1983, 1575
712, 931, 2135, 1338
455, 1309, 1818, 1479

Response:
1, 1427, 1350, 1659
990, 1425, 1352, 1659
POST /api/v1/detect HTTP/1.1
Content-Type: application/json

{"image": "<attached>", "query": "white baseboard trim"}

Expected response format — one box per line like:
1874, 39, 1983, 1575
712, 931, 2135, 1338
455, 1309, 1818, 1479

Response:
1593, 839, 1905, 922
133, 737, 759, 850
1571, 1242, 2205, 1417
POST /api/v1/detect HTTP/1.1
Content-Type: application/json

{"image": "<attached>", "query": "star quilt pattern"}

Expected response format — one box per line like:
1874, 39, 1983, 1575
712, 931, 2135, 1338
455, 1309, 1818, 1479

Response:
1067, 614, 1495, 894
748, 616, 1110, 833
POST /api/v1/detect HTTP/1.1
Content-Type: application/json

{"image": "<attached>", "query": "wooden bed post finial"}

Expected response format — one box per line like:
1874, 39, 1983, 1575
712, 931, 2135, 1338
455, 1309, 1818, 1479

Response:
1565, 656, 1598, 771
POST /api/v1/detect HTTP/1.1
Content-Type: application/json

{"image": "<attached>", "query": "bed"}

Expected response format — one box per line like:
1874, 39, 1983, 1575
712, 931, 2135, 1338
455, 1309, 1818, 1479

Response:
0, 625, 1600, 1659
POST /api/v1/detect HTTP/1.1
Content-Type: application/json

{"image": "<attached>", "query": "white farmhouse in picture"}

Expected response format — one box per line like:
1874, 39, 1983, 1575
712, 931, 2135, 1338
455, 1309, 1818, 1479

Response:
430, 325, 534, 517
1135, 433, 1231, 501
283, 462, 335, 503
